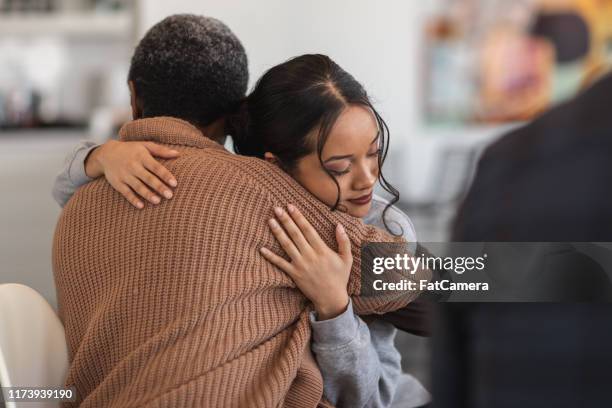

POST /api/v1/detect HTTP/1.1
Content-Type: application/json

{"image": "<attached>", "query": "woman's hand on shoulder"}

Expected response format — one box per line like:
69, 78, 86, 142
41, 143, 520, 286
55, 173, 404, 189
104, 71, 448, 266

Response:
85, 140, 180, 209
260, 204, 351, 320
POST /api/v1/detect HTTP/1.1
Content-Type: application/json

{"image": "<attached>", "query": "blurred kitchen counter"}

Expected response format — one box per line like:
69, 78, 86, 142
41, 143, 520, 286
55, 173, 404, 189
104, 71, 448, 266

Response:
0, 127, 87, 141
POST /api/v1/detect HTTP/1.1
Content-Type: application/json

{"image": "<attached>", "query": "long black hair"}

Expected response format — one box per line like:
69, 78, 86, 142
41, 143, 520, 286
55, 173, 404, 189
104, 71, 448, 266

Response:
227, 54, 400, 235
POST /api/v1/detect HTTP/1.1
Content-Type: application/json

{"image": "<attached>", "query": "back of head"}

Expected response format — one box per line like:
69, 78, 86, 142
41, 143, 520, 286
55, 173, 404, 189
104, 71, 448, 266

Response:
128, 14, 248, 127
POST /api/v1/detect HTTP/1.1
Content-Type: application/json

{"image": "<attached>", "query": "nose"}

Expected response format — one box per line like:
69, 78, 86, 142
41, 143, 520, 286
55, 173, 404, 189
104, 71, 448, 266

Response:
353, 160, 378, 191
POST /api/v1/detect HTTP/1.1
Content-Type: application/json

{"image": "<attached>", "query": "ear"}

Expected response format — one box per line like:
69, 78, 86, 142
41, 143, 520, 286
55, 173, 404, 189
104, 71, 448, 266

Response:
128, 80, 143, 119
264, 152, 280, 166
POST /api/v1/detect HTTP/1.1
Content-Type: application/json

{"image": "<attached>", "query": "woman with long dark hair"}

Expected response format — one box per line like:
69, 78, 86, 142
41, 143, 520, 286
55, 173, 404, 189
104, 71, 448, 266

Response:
53, 54, 429, 407
230, 54, 401, 228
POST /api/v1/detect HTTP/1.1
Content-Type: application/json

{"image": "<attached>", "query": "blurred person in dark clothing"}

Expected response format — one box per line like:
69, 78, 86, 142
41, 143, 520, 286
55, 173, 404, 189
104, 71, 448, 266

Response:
454, 72, 612, 241
436, 72, 612, 408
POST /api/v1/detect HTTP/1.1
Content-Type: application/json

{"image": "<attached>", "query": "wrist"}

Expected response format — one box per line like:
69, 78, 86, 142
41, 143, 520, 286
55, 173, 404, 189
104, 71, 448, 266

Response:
84, 146, 103, 178
314, 293, 349, 321
84, 141, 114, 178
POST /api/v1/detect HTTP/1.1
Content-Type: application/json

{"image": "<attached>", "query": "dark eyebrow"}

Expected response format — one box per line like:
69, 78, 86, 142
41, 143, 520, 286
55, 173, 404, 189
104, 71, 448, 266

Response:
322, 131, 381, 164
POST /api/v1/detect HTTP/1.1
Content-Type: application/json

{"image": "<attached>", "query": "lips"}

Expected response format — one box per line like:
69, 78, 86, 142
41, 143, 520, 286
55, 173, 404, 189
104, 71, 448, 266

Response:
348, 192, 372, 205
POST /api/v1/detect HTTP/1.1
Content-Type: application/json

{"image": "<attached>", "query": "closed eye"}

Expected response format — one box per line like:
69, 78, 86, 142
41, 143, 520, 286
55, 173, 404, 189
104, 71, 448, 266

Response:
327, 166, 351, 176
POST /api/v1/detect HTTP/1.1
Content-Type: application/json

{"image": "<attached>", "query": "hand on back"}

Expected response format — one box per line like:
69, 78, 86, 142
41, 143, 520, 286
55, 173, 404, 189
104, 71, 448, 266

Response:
85, 140, 180, 209
260, 204, 352, 320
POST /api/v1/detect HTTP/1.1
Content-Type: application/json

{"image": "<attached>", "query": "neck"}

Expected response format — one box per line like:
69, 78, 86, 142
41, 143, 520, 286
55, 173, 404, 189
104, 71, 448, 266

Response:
197, 118, 226, 145
133, 113, 226, 145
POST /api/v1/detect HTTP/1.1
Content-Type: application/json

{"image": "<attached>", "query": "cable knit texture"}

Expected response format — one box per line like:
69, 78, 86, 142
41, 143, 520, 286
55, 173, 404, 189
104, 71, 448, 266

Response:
52, 117, 429, 407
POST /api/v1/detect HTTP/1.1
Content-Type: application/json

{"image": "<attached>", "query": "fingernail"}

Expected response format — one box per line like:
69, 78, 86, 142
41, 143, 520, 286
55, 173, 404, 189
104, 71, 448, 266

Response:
269, 218, 278, 228
169, 179, 177, 187
287, 204, 295, 213
274, 207, 283, 216
136, 201, 144, 209
152, 196, 161, 204
260, 247, 269, 254
171, 150, 180, 154
337, 224, 345, 234
163, 190, 173, 199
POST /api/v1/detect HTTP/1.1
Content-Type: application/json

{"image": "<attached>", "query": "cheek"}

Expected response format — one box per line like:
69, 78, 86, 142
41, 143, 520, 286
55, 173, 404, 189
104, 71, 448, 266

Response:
336, 178, 354, 202
371, 157, 381, 178
293, 166, 342, 208
312, 178, 344, 207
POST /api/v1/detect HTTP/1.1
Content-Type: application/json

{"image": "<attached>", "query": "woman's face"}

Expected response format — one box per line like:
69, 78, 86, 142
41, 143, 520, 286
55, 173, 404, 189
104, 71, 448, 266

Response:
292, 104, 380, 218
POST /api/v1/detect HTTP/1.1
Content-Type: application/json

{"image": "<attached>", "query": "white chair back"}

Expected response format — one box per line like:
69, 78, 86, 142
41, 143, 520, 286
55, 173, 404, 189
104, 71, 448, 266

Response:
0, 284, 69, 408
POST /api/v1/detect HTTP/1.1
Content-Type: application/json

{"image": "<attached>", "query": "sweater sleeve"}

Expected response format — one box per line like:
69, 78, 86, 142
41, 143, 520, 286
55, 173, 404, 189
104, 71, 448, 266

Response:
310, 299, 402, 407
52, 140, 98, 207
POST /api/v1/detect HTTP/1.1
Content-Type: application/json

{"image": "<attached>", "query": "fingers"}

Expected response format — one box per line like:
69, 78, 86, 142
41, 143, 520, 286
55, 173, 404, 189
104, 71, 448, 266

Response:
125, 175, 161, 205
335, 224, 352, 263
143, 142, 181, 160
286, 204, 326, 248
142, 158, 176, 198
141, 143, 178, 187
114, 182, 144, 209
260, 247, 296, 276
273, 207, 312, 253
268, 218, 301, 261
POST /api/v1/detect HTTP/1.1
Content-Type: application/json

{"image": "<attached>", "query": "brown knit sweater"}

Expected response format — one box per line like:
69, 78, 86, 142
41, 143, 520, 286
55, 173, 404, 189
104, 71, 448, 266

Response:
53, 117, 428, 408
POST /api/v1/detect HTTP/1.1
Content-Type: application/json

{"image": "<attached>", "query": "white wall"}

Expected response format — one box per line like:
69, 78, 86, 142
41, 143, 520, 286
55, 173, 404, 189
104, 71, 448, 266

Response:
139, 0, 430, 140
136, 0, 503, 200
0, 132, 87, 308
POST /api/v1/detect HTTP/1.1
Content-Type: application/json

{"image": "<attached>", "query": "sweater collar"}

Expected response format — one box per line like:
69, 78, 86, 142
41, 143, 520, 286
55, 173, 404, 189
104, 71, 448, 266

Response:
118, 117, 225, 150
